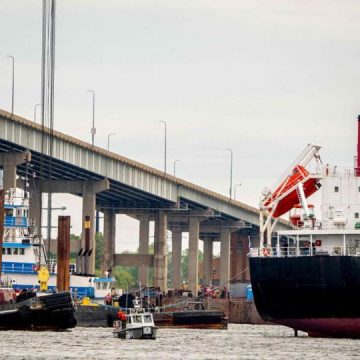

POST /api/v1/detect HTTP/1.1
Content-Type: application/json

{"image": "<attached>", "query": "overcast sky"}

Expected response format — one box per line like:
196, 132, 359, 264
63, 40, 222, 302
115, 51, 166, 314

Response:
1, 1, 360, 252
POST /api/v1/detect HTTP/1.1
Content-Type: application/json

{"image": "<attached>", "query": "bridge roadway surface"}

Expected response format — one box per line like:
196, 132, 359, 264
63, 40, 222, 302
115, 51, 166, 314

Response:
0, 108, 291, 232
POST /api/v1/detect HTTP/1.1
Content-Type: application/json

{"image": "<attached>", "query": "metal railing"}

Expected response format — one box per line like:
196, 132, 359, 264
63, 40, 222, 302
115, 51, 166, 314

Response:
4, 216, 28, 227
2, 262, 36, 274
250, 246, 348, 258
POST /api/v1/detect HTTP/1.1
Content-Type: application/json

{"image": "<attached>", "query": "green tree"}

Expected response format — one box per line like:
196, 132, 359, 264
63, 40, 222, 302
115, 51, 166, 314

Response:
114, 266, 136, 288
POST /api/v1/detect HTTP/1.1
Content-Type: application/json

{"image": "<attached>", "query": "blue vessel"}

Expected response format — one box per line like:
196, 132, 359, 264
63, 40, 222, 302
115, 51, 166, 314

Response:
2, 188, 114, 301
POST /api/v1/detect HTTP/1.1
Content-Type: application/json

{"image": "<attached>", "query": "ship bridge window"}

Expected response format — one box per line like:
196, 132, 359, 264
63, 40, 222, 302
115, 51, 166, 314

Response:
2, 248, 5, 255
355, 213, 359, 219
16, 209, 21, 217
336, 210, 343, 217
20, 248, 25, 255
144, 315, 152, 323
6, 248, 11, 255
334, 186, 339, 192
132, 315, 143, 323
5, 209, 13, 217
13, 248, 18, 255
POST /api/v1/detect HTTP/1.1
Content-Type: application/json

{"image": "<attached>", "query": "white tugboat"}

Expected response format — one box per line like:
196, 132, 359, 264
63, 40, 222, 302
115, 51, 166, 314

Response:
113, 299, 158, 340
2, 187, 115, 301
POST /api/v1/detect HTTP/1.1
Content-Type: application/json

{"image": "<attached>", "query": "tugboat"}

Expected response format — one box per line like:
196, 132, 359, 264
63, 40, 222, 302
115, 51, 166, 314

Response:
1, 187, 115, 302
0, 188, 76, 330
249, 117, 360, 338
112, 299, 157, 339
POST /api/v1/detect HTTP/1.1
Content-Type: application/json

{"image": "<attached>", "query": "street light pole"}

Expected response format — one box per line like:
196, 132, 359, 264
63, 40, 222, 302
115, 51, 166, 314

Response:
34, 103, 41, 123
234, 183, 242, 200
107, 133, 116, 151
173, 159, 180, 176
87, 89, 96, 146
226, 148, 233, 199
159, 121, 167, 173
6, 55, 14, 115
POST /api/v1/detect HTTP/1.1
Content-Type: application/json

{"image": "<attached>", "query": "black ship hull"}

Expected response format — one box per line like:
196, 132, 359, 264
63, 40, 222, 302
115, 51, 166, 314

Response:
0, 291, 77, 330
250, 256, 360, 338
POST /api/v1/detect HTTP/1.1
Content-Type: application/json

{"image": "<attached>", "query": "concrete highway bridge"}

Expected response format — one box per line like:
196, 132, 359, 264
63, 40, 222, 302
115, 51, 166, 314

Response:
0, 109, 290, 293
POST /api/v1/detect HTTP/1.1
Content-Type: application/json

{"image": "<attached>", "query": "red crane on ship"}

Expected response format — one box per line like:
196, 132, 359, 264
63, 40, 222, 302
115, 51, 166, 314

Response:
259, 144, 323, 251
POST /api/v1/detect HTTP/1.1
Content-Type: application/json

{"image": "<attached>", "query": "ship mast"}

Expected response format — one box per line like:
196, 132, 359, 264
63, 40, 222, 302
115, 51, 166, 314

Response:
355, 115, 360, 176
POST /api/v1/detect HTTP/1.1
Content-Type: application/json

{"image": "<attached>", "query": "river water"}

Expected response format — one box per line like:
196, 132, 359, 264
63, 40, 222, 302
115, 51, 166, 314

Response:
2, 324, 359, 360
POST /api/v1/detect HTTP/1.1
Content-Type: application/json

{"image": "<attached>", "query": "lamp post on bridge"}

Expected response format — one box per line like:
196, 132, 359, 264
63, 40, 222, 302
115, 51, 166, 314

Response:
107, 133, 116, 151
87, 89, 96, 147
6, 55, 15, 115
173, 159, 180, 176
159, 121, 167, 173
34, 103, 41, 123
234, 183, 242, 200
225, 148, 233, 199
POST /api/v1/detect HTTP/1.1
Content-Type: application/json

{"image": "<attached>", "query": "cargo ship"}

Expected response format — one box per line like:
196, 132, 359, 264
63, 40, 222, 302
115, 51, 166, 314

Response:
249, 116, 360, 338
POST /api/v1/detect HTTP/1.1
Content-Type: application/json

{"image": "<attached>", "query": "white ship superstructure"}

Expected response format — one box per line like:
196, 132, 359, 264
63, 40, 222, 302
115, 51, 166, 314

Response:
1, 188, 115, 299
321, 166, 360, 230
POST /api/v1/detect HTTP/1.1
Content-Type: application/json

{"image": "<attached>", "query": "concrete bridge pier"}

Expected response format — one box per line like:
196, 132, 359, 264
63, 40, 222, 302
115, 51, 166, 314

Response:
82, 179, 109, 274
138, 214, 150, 286
0, 150, 31, 191
188, 216, 200, 295
154, 210, 168, 292
220, 226, 231, 289
171, 227, 182, 290
219, 221, 244, 289
202, 238, 213, 286
29, 184, 42, 235
101, 208, 116, 277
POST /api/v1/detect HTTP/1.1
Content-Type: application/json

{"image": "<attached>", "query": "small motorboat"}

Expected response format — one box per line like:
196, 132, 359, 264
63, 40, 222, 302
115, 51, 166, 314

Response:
112, 299, 157, 340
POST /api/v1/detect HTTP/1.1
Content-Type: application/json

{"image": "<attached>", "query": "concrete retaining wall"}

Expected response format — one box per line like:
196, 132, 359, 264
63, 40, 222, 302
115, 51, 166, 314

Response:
203, 298, 266, 324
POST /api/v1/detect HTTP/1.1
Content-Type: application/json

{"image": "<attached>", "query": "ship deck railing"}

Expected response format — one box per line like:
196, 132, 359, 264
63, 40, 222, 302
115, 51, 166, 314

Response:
2, 262, 36, 274
249, 246, 354, 258
4, 216, 28, 228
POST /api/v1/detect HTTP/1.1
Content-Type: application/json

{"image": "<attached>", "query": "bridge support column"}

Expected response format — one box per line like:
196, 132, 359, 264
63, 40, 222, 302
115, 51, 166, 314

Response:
138, 215, 150, 286
0, 150, 31, 192
203, 239, 213, 286
172, 227, 182, 290
154, 211, 168, 292
29, 185, 42, 236
188, 217, 200, 296
81, 180, 110, 275
102, 209, 116, 277
220, 226, 231, 289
